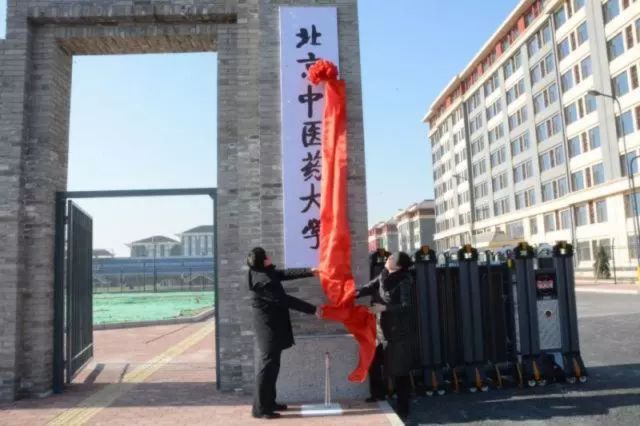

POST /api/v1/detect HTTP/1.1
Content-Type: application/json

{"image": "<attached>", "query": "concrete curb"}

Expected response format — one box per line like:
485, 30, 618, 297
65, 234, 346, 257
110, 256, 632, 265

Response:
93, 308, 215, 330
575, 287, 639, 295
377, 400, 404, 426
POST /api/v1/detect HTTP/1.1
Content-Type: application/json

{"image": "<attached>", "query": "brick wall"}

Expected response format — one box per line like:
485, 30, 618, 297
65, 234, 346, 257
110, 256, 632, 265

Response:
0, 0, 365, 401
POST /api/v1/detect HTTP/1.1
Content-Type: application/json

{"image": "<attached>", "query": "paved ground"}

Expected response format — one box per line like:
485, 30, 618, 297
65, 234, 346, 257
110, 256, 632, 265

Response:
0, 321, 396, 425
407, 292, 640, 425
2, 292, 639, 425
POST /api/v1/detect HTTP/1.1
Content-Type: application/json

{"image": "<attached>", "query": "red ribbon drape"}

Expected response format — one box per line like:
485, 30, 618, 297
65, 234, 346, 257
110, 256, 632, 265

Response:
308, 60, 376, 383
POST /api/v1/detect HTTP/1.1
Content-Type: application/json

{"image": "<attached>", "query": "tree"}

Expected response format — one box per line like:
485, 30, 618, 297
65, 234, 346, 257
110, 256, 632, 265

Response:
593, 245, 611, 280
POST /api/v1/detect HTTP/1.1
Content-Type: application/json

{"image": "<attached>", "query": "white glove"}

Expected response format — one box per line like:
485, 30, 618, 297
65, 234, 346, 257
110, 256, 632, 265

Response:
368, 303, 387, 314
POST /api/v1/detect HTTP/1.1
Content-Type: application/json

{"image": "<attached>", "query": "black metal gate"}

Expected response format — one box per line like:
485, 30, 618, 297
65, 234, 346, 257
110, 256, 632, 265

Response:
53, 200, 94, 391
53, 187, 218, 393
65, 201, 94, 383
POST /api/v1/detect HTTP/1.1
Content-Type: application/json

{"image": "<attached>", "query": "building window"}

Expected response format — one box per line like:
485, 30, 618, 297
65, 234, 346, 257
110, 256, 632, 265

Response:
542, 176, 569, 202
471, 136, 485, 156
484, 73, 500, 97
539, 145, 564, 172
528, 23, 552, 57
475, 205, 491, 221
589, 126, 601, 149
515, 187, 536, 210
585, 93, 597, 114
533, 83, 558, 114
564, 103, 578, 125
467, 90, 482, 112
486, 99, 502, 121
558, 209, 571, 230
577, 241, 591, 262
616, 110, 635, 137
513, 160, 533, 183
625, 192, 640, 217
561, 69, 574, 92
595, 199, 608, 223
531, 53, 555, 84
469, 113, 483, 134
507, 221, 524, 238
472, 159, 487, 178
536, 114, 562, 142
575, 203, 589, 226
490, 146, 507, 167
608, 33, 625, 60
603, 0, 621, 24
508, 106, 528, 130
542, 181, 554, 202
592, 163, 605, 185
577, 21, 589, 45
503, 50, 522, 79
572, 170, 585, 191
492, 172, 509, 191
544, 213, 556, 232
621, 151, 640, 176
569, 126, 601, 158
474, 181, 489, 199
558, 37, 571, 61
488, 124, 505, 144
612, 70, 630, 97
530, 217, 538, 234
554, 7, 567, 29
506, 79, 526, 105
581, 56, 593, 79
568, 135, 581, 157
494, 197, 510, 216
628, 235, 640, 260
631, 65, 639, 89
511, 131, 530, 156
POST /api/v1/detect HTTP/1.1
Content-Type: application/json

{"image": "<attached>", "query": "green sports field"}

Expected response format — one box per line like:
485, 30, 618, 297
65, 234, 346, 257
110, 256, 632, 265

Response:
93, 291, 215, 325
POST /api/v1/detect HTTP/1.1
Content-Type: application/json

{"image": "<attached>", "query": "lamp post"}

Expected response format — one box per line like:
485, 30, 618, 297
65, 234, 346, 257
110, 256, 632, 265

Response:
452, 172, 475, 246
588, 89, 640, 281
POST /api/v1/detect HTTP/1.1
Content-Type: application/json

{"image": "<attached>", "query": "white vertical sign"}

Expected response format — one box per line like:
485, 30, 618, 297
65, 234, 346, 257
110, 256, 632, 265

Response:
279, 7, 339, 268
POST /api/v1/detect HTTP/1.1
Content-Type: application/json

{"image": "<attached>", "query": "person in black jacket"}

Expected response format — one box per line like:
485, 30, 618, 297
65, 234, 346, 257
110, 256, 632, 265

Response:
247, 247, 321, 420
356, 251, 414, 420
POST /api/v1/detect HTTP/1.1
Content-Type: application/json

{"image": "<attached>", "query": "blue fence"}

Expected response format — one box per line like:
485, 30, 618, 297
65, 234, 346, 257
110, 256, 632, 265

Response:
93, 256, 215, 293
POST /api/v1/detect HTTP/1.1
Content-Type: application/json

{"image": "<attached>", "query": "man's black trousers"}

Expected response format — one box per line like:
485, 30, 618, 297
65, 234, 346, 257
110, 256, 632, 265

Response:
252, 349, 282, 415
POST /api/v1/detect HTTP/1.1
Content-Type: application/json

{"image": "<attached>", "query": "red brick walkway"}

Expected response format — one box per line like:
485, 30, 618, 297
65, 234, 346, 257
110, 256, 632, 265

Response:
1, 321, 396, 425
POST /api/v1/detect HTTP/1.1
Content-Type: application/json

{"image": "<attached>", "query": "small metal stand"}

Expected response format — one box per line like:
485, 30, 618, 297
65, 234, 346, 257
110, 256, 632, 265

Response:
301, 352, 343, 416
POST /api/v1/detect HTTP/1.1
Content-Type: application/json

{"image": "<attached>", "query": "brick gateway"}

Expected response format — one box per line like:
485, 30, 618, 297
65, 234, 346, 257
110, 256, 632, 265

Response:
0, 0, 367, 402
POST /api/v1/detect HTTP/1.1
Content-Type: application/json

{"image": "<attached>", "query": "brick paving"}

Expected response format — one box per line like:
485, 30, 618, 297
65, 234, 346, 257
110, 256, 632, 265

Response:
0, 321, 395, 425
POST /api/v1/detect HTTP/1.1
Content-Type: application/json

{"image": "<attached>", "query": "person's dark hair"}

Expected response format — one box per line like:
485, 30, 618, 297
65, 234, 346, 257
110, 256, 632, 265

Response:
394, 251, 413, 270
247, 247, 267, 269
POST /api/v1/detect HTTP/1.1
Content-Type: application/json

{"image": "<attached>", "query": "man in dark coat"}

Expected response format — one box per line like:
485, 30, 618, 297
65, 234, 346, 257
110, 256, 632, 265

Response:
247, 247, 320, 419
356, 251, 414, 420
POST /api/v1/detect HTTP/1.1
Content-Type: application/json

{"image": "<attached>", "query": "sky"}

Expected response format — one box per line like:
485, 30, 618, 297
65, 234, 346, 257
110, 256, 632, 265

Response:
0, 0, 519, 255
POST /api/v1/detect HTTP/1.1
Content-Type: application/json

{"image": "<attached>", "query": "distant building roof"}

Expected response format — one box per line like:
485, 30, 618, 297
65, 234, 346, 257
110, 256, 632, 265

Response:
93, 249, 114, 257
130, 236, 179, 244
182, 225, 214, 234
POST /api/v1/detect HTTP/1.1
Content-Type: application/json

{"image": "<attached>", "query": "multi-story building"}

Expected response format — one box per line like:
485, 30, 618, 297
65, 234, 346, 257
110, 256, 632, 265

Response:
368, 219, 399, 252
395, 200, 437, 253
180, 225, 215, 257
127, 225, 215, 258
128, 236, 181, 258
425, 0, 640, 278
369, 200, 436, 253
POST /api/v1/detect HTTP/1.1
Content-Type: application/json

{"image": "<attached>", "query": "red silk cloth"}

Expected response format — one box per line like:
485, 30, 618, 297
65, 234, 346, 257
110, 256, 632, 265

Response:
308, 60, 376, 383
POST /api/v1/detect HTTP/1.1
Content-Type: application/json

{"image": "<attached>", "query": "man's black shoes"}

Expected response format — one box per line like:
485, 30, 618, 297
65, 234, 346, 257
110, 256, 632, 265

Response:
252, 412, 282, 420
273, 403, 288, 411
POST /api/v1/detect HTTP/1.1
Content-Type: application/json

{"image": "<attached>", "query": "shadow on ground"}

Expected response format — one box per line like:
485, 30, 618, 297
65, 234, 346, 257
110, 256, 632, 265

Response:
405, 363, 640, 425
